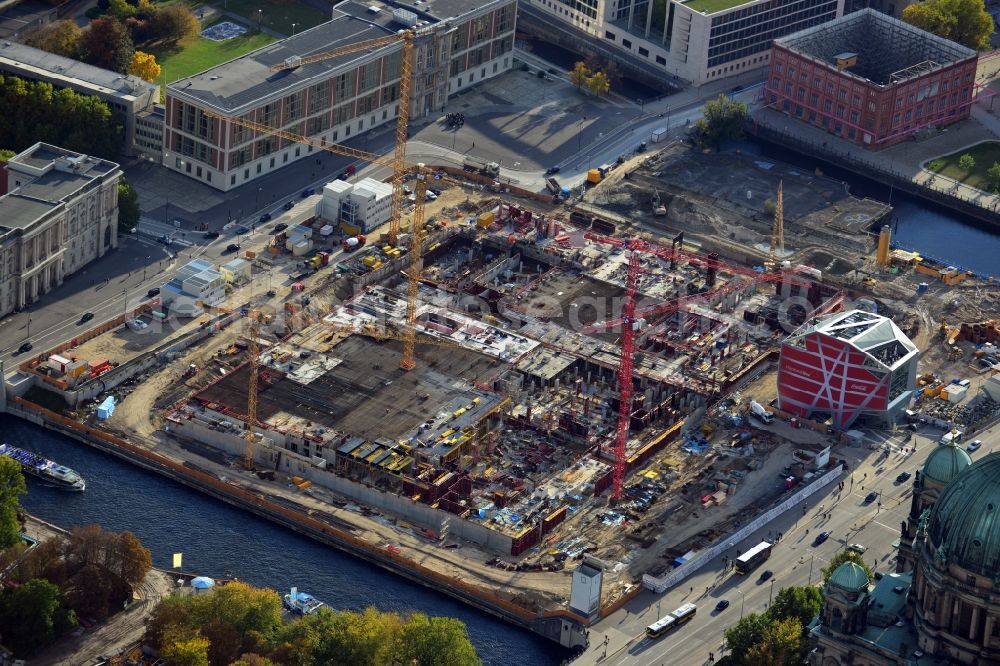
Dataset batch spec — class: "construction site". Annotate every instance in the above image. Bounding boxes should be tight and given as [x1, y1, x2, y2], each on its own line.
[6, 25, 1000, 649]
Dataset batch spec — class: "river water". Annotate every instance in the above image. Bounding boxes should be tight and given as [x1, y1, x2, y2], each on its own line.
[8, 416, 568, 666]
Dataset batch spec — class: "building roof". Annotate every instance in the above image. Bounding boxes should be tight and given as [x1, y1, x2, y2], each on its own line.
[775, 8, 977, 86]
[922, 442, 972, 484]
[0, 143, 119, 234]
[167, 0, 488, 113]
[0, 39, 158, 101]
[927, 452, 1000, 578]
[790, 310, 918, 371]
[681, 0, 755, 16]
[829, 561, 870, 592]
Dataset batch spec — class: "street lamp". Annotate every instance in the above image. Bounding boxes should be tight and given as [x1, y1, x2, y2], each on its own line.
[737, 587, 746, 619]
[768, 579, 775, 606]
[255, 186, 263, 213]
[291, 22, 298, 35]
[577, 117, 586, 150]
[257, 9, 263, 28]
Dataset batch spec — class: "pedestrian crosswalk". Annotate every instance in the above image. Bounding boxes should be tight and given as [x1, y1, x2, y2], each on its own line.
[138, 217, 194, 248]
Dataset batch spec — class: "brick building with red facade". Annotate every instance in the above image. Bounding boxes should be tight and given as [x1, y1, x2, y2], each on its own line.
[764, 8, 978, 149]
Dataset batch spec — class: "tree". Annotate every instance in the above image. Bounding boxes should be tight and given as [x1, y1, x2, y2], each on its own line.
[0, 455, 27, 549]
[108, 0, 137, 20]
[80, 18, 134, 74]
[128, 51, 160, 82]
[147, 5, 199, 44]
[161, 636, 211, 666]
[602, 60, 622, 90]
[958, 153, 976, 170]
[22, 20, 81, 58]
[0, 148, 14, 161]
[694, 94, 748, 148]
[822, 550, 873, 585]
[902, 0, 993, 50]
[723, 612, 771, 663]
[743, 616, 808, 666]
[0, 578, 76, 656]
[767, 585, 823, 631]
[396, 612, 481, 666]
[587, 71, 611, 98]
[202, 618, 242, 666]
[569, 61, 590, 90]
[987, 161, 1000, 191]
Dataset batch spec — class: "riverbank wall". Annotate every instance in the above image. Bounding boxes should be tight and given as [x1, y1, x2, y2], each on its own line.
[5, 398, 590, 651]
[750, 123, 1000, 228]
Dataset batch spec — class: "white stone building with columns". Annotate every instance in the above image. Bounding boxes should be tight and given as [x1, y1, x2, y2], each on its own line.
[0, 143, 121, 316]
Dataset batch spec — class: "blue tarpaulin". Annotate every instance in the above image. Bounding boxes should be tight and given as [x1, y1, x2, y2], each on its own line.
[96, 396, 116, 420]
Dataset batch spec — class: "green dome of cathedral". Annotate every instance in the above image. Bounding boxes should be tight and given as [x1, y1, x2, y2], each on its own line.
[927, 452, 1000, 578]
[828, 561, 869, 592]
[922, 442, 971, 484]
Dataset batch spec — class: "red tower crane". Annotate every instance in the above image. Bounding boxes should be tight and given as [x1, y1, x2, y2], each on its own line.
[583, 233, 810, 501]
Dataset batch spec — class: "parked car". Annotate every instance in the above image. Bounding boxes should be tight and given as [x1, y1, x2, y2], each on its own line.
[967, 440, 983, 453]
[226, 243, 240, 253]
[273, 223, 288, 233]
[157, 234, 172, 245]
[235, 225, 251, 234]
[283, 201, 295, 211]
[128, 319, 148, 330]
[715, 599, 730, 612]
[847, 543, 867, 554]
[257, 213, 272, 224]
[18, 342, 33, 354]
[813, 531, 831, 546]
[79, 312, 94, 324]
[146, 287, 160, 298]
[545, 166, 561, 175]
[864, 492, 878, 504]
[301, 187, 315, 197]
[203, 231, 220, 240]
[895, 471, 912, 483]
[758, 570, 773, 583]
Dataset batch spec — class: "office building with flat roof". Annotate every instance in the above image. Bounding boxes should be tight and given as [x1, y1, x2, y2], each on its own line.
[765, 9, 978, 149]
[164, 0, 516, 191]
[0, 143, 121, 317]
[520, 0, 844, 86]
[0, 41, 159, 156]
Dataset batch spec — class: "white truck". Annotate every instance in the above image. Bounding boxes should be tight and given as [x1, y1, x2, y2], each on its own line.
[749, 401, 774, 424]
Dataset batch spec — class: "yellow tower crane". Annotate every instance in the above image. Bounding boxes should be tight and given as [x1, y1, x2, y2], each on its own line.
[210, 31, 490, 371]
[244, 310, 262, 470]
[210, 31, 416, 245]
[765, 180, 785, 272]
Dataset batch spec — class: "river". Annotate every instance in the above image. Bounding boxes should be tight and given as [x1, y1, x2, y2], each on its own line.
[8, 416, 569, 666]
[746, 139, 1000, 277]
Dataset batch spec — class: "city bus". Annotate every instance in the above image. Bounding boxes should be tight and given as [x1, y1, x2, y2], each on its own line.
[735, 541, 773, 575]
[645, 603, 698, 639]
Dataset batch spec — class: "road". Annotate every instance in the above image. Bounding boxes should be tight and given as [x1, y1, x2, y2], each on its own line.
[574, 422, 1000, 666]
[0, 197, 319, 367]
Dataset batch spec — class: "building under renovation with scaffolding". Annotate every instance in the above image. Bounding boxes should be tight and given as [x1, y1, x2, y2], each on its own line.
[766, 8, 979, 149]
[165, 198, 840, 559]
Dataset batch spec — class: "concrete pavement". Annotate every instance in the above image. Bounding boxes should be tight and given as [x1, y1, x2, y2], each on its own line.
[572, 423, 1000, 666]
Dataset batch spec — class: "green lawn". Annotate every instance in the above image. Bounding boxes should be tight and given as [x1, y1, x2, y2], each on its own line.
[152, 20, 275, 91]
[926, 141, 1000, 191]
[214, 0, 328, 37]
[683, 0, 748, 14]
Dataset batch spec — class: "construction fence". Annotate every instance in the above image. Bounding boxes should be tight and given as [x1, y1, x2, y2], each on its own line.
[642, 464, 845, 593]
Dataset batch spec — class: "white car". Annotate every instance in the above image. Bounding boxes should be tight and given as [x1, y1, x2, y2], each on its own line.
[967, 440, 983, 453]
[127, 319, 148, 331]
[847, 543, 867, 554]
